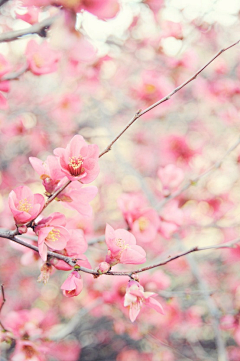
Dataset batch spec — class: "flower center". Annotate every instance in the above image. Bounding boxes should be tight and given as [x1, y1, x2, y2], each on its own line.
[116, 238, 129, 250]
[33, 54, 44, 68]
[18, 198, 32, 212]
[138, 217, 149, 232]
[68, 156, 84, 176]
[46, 229, 60, 243]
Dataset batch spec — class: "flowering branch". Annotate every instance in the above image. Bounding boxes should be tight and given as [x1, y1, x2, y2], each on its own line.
[0, 15, 59, 43]
[99, 39, 240, 158]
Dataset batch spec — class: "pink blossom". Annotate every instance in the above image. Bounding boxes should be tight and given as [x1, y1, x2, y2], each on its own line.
[35, 213, 70, 261]
[158, 164, 184, 196]
[56, 181, 98, 217]
[11, 340, 47, 361]
[15, 6, 39, 24]
[118, 194, 160, 243]
[8, 185, 45, 225]
[29, 155, 65, 194]
[61, 271, 83, 297]
[59, 0, 120, 19]
[131, 208, 160, 243]
[105, 224, 146, 266]
[26, 40, 59, 75]
[53, 228, 91, 271]
[124, 280, 164, 322]
[54, 135, 99, 183]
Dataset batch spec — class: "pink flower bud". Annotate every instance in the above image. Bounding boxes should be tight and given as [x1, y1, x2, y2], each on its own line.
[97, 262, 111, 274]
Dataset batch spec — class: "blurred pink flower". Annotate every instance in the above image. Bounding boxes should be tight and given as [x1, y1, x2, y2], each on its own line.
[105, 224, 146, 266]
[124, 280, 164, 322]
[56, 181, 98, 217]
[158, 164, 184, 196]
[15, 6, 39, 24]
[8, 185, 45, 225]
[61, 270, 83, 297]
[54, 134, 99, 183]
[26, 39, 59, 75]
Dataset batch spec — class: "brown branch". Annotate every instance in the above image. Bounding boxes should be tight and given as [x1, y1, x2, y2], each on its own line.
[1, 232, 76, 267]
[156, 136, 240, 210]
[26, 179, 71, 227]
[0, 15, 59, 43]
[0, 284, 8, 332]
[78, 237, 240, 277]
[99, 39, 240, 158]
[1, 230, 240, 277]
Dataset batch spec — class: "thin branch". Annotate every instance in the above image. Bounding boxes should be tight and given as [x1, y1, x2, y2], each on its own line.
[156, 136, 240, 210]
[26, 179, 71, 227]
[0, 284, 8, 332]
[185, 250, 229, 361]
[1, 233, 76, 267]
[1, 230, 240, 277]
[99, 39, 240, 158]
[1, 63, 29, 81]
[0, 15, 59, 43]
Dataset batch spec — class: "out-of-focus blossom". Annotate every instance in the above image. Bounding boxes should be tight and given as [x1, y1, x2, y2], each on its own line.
[61, 270, 83, 297]
[54, 134, 99, 183]
[124, 280, 164, 322]
[15, 6, 39, 24]
[11, 340, 47, 361]
[56, 181, 98, 217]
[26, 40, 59, 75]
[8, 185, 45, 225]
[158, 164, 184, 196]
[105, 224, 146, 266]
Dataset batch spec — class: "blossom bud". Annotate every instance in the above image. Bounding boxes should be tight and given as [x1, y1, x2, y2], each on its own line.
[97, 262, 111, 274]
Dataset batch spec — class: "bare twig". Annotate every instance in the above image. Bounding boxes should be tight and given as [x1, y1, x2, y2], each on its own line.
[0, 15, 59, 43]
[99, 39, 240, 158]
[156, 136, 240, 210]
[185, 250, 229, 361]
[1, 233, 76, 267]
[0, 284, 8, 331]
[26, 179, 71, 227]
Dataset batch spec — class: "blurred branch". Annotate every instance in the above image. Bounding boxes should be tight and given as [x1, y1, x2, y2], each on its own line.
[185, 251, 229, 361]
[2, 63, 29, 81]
[51, 298, 102, 340]
[99, 39, 240, 158]
[0, 284, 8, 332]
[0, 15, 59, 43]
[156, 136, 240, 210]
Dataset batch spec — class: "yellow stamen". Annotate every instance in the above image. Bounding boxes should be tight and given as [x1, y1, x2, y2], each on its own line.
[18, 198, 32, 212]
[138, 217, 149, 232]
[46, 229, 60, 242]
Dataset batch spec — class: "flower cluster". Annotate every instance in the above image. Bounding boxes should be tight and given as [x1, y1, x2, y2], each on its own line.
[8, 134, 164, 323]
